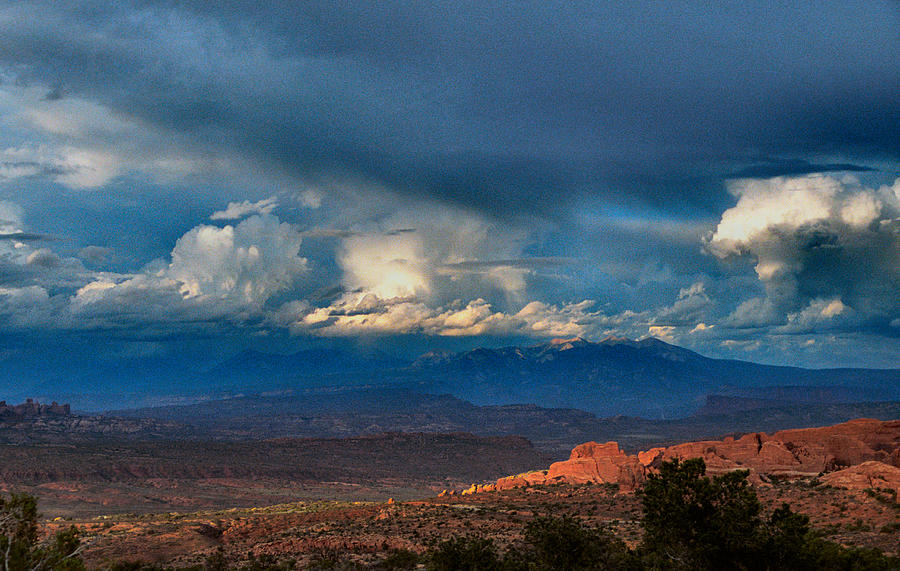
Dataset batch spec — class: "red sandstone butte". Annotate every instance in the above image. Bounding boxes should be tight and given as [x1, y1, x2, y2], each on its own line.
[820, 461, 900, 496]
[468, 419, 900, 494]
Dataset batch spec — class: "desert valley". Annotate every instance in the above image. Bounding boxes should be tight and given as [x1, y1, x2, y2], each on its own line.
[2, 338, 899, 569]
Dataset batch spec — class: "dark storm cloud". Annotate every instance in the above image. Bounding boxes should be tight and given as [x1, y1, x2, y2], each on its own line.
[41, 85, 64, 101]
[0, 231, 56, 241]
[1, 1, 898, 219]
[0, 160, 73, 180]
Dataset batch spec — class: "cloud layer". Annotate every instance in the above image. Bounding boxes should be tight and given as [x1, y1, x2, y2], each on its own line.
[0, 3, 897, 368]
[1, 2, 898, 215]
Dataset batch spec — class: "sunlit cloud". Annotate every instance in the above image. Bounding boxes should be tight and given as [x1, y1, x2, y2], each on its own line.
[707, 175, 900, 329]
[210, 197, 278, 221]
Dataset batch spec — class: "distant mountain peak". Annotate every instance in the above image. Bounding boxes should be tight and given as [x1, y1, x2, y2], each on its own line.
[599, 335, 631, 344]
[598, 335, 678, 350]
[547, 337, 589, 350]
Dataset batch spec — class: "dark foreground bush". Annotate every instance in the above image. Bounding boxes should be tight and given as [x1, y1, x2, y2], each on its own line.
[518, 515, 636, 570]
[426, 536, 504, 571]
[637, 458, 899, 570]
[426, 517, 638, 571]
[374, 549, 419, 570]
[1, 492, 86, 571]
[639, 457, 764, 569]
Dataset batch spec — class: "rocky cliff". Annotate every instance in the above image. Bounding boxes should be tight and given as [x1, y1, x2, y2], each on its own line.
[820, 461, 900, 496]
[463, 418, 900, 495]
[0, 398, 70, 419]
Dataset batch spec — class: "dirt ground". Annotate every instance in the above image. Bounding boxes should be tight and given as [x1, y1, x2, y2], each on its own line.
[40, 478, 898, 569]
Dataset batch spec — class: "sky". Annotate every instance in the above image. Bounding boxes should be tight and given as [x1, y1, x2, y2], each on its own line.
[0, 1, 898, 373]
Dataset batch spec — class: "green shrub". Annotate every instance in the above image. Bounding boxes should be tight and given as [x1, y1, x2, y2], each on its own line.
[639, 458, 763, 569]
[375, 549, 419, 570]
[521, 515, 634, 570]
[637, 459, 900, 571]
[0, 492, 86, 571]
[426, 536, 502, 571]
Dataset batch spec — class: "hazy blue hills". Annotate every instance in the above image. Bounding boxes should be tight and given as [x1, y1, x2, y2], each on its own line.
[5, 336, 898, 416]
[206, 348, 408, 384]
[404, 337, 900, 417]
[102, 388, 900, 457]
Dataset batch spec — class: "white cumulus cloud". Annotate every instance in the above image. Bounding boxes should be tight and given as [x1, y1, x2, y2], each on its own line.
[279, 292, 610, 338]
[707, 175, 900, 329]
[210, 197, 278, 220]
[72, 214, 307, 323]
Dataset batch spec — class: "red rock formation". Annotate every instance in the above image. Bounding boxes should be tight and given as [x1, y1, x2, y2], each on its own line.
[645, 419, 900, 479]
[820, 461, 900, 496]
[548, 442, 630, 484]
[463, 418, 900, 496]
[493, 470, 550, 491]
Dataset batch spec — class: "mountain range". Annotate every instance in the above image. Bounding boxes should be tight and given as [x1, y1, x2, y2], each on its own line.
[404, 336, 899, 417]
[9, 336, 898, 416]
